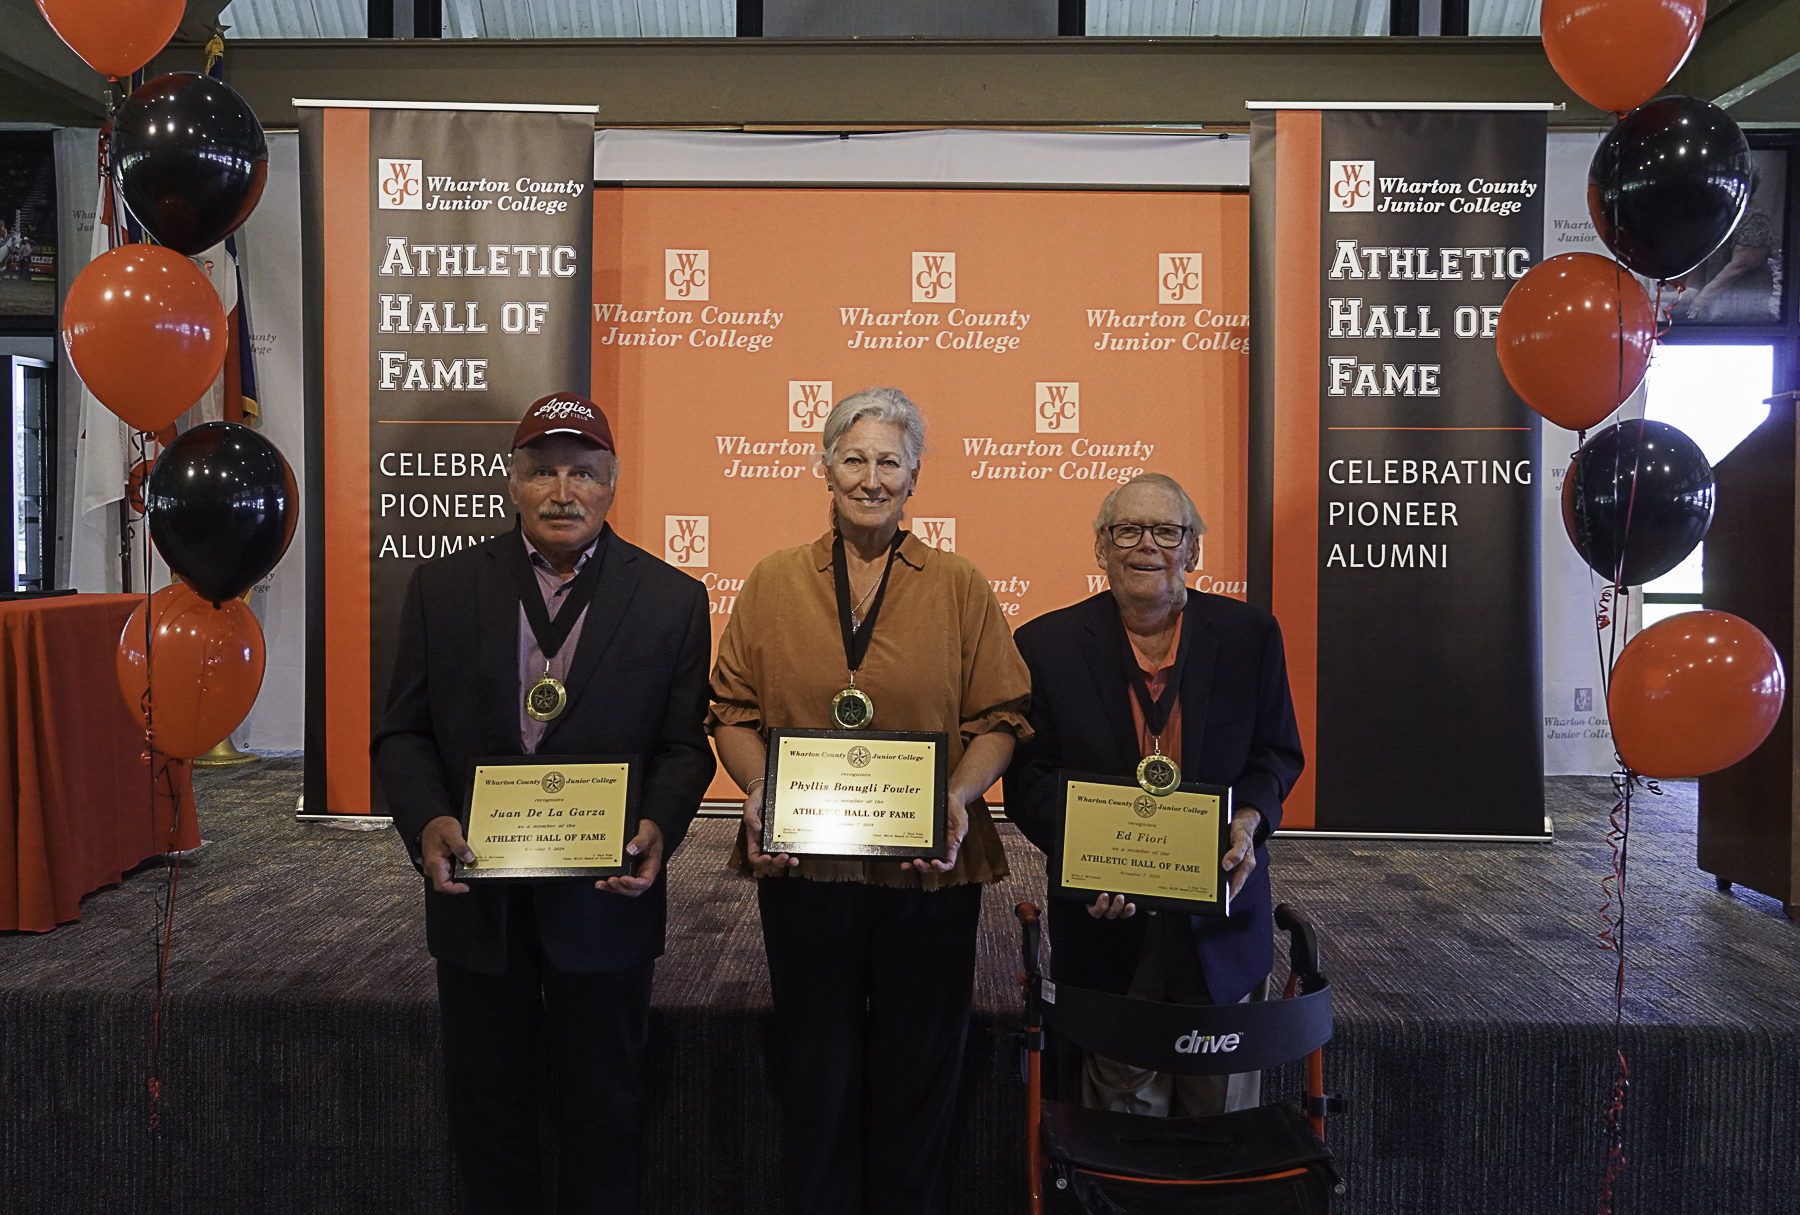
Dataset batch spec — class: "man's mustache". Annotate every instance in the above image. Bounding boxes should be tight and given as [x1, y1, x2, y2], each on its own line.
[537, 505, 586, 521]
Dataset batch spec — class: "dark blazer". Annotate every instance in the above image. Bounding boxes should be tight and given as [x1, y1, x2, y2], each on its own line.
[373, 523, 716, 976]
[1005, 591, 1303, 1005]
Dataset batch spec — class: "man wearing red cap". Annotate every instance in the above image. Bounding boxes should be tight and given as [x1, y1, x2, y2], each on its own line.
[374, 392, 715, 1214]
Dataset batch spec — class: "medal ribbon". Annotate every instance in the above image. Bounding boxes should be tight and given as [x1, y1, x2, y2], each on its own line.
[832, 530, 906, 675]
[509, 521, 607, 664]
[1121, 606, 1193, 751]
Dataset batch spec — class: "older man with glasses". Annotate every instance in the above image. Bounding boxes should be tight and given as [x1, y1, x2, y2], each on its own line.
[1005, 472, 1304, 1118]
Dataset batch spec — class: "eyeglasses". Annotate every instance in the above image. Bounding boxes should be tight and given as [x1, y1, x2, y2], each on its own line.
[1104, 524, 1190, 549]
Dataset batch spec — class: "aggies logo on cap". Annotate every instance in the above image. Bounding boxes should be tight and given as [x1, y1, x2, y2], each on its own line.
[378, 159, 423, 210]
[533, 394, 597, 424]
[665, 516, 708, 568]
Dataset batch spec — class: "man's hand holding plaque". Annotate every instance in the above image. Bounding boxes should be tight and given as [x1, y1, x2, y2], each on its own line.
[454, 756, 641, 881]
[1052, 771, 1233, 917]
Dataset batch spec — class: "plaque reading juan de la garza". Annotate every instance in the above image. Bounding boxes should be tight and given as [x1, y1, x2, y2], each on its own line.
[762, 729, 949, 861]
[456, 756, 640, 881]
[1052, 771, 1233, 917]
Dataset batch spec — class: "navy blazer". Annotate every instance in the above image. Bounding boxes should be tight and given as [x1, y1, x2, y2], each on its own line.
[1005, 591, 1303, 1004]
[373, 524, 716, 976]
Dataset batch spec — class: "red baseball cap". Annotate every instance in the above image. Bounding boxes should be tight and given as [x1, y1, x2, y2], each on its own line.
[512, 393, 615, 452]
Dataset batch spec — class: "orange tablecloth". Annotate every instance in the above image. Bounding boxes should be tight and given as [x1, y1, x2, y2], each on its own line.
[0, 594, 199, 931]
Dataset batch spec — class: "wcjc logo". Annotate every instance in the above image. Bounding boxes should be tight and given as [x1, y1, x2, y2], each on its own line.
[664, 516, 708, 568]
[1036, 382, 1079, 434]
[789, 381, 834, 433]
[666, 250, 709, 301]
[377, 159, 423, 210]
[1329, 161, 1376, 213]
[912, 252, 955, 303]
[913, 518, 956, 553]
[1158, 254, 1202, 304]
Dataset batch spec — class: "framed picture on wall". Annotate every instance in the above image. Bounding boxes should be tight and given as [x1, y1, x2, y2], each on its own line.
[0, 134, 57, 322]
[1668, 146, 1789, 327]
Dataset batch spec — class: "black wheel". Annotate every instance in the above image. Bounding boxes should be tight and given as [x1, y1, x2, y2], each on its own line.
[1715, 876, 1733, 892]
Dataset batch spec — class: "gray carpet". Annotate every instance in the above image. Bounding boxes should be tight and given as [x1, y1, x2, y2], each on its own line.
[1, 763, 1795, 1214]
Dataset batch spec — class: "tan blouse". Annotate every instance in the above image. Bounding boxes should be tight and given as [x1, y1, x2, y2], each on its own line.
[708, 530, 1033, 889]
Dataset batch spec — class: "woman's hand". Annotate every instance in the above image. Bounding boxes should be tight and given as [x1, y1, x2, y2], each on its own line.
[904, 792, 968, 873]
[741, 779, 799, 878]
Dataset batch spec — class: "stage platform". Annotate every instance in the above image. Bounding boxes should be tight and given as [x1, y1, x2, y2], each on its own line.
[3, 763, 1795, 1215]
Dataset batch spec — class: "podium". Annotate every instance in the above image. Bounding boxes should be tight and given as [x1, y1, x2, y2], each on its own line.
[1699, 392, 1799, 918]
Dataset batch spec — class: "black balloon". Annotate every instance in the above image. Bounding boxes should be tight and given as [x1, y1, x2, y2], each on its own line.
[1562, 419, 1714, 587]
[112, 72, 267, 256]
[1588, 95, 1752, 282]
[147, 422, 297, 605]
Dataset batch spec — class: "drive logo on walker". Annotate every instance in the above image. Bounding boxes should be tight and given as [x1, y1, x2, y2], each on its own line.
[912, 252, 956, 303]
[1158, 254, 1203, 304]
[664, 516, 709, 568]
[1329, 160, 1376, 213]
[666, 249, 709, 301]
[789, 381, 833, 433]
[378, 159, 424, 210]
[1174, 1031, 1241, 1055]
[914, 518, 956, 553]
[1035, 382, 1079, 434]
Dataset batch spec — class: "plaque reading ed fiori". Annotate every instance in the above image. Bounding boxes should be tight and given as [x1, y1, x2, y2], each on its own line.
[762, 729, 949, 860]
[458, 757, 640, 880]
[1055, 774, 1232, 916]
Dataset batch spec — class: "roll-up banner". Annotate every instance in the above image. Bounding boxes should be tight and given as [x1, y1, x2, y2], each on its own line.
[299, 102, 596, 815]
[1249, 105, 1548, 836]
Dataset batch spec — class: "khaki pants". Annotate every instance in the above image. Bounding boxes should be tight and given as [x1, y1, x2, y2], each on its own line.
[1082, 911, 1267, 1119]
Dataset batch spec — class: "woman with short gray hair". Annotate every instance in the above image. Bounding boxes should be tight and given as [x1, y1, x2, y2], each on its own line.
[708, 385, 1032, 1215]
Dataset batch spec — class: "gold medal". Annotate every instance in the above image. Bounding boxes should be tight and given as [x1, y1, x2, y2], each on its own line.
[1136, 749, 1181, 796]
[526, 674, 567, 722]
[831, 685, 875, 730]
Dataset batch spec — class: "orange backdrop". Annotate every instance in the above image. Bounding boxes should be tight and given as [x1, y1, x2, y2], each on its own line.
[591, 187, 1250, 802]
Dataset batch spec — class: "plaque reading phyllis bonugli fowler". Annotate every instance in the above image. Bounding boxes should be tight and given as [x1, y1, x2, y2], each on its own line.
[761, 729, 948, 861]
[1052, 771, 1232, 917]
[456, 756, 639, 880]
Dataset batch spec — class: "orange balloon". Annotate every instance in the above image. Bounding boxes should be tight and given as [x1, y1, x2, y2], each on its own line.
[63, 244, 226, 434]
[116, 584, 266, 760]
[34, 0, 183, 80]
[1497, 253, 1655, 433]
[1542, 0, 1706, 114]
[1608, 610, 1785, 779]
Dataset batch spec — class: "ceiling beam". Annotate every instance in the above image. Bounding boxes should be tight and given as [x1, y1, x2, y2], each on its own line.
[0, 0, 108, 123]
[1670, 0, 1800, 110]
[207, 35, 1609, 130]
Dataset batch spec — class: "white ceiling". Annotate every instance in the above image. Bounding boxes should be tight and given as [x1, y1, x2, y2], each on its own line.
[218, 0, 1547, 38]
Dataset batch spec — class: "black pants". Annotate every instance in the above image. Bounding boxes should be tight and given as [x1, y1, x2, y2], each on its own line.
[757, 878, 984, 1215]
[436, 889, 655, 1215]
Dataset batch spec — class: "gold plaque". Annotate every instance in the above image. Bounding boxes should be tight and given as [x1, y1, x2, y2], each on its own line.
[1054, 771, 1232, 916]
[456, 756, 638, 880]
[761, 728, 948, 860]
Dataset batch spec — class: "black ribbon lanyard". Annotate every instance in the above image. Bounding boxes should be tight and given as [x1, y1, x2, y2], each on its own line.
[509, 523, 606, 663]
[832, 530, 907, 674]
[1121, 608, 1193, 749]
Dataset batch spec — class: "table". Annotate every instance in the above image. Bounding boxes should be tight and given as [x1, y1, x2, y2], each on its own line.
[0, 594, 199, 931]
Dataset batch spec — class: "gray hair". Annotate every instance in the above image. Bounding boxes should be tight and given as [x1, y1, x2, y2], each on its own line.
[821, 387, 926, 469]
[1093, 473, 1207, 536]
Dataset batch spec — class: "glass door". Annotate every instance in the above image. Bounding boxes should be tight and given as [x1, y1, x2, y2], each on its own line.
[3, 355, 52, 592]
